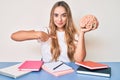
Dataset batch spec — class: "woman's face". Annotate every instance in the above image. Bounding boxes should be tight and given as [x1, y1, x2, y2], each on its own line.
[53, 6, 67, 31]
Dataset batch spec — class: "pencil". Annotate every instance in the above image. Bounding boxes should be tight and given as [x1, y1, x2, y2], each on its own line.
[53, 62, 64, 70]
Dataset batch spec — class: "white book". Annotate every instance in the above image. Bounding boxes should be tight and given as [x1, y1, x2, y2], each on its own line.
[0, 63, 32, 78]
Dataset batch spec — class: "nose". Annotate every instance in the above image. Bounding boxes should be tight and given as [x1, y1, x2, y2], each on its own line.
[58, 16, 62, 21]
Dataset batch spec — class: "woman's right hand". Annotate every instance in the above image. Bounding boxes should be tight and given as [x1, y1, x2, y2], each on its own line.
[36, 31, 50, 42]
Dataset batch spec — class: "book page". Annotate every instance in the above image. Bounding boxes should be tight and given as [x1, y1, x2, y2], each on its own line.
[43, 61, 73, 72]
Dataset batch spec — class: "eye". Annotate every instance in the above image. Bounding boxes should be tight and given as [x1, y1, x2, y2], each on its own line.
[62, 13, 67, 17]
[54, 13, 58, 17]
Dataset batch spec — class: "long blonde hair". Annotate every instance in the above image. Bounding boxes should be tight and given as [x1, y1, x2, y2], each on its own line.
[49, 1, 77, 61]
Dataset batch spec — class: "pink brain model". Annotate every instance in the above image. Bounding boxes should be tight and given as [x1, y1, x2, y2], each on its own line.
[80, 14, 99, 30]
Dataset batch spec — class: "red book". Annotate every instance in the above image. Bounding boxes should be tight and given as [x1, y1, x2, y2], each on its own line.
[18, 60, 43, 71]
[75, 61, 109, 70]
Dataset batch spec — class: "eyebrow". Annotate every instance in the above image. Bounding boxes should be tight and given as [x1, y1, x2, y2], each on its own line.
[54, 13, 67, 15]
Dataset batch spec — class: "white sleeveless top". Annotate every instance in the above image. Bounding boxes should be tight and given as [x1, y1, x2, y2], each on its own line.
[37, 27, 78, 62]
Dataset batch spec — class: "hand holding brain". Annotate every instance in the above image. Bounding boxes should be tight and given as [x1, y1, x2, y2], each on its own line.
[80, 14, 99, 31]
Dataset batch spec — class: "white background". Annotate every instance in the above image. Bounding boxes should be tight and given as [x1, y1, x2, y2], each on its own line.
[0, 0, 120, 62]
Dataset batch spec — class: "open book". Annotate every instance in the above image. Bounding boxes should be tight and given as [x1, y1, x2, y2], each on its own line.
[0, 63, 31, 78]
[42, 61, 74, 76]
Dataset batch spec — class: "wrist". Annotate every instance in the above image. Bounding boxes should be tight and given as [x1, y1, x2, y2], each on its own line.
[79, 31, 85, 37]
[33, 31, 41, 39]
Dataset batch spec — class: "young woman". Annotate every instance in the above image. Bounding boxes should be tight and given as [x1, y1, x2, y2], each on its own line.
[11, 1, 95, 62]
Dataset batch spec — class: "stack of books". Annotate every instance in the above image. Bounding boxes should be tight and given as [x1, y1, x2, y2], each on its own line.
[42, 61, 74, 76]
[0, 63, 31, 78]
[75, 61, 111, 77]
[0, 60, 43, 78]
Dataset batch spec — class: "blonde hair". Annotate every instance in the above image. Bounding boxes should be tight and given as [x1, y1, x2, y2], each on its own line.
[49, 1, 77, 61]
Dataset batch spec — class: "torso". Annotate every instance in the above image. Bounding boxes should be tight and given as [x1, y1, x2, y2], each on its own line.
[40, 31, 70, 62]
[38, 27, 78, 62]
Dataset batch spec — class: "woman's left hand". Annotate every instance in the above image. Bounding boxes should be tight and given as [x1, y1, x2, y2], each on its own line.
[79, 14, 99, 33]
[80, 25, 93, 33]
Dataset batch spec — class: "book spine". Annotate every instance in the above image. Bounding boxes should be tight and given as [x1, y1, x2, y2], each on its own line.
[76, 71, 110, 77]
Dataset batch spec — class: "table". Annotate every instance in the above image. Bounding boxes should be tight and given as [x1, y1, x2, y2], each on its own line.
[0, 62, 120, 80]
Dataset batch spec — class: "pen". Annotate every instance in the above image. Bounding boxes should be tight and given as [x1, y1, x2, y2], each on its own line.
[53, 62, 64, 70]
[41, 57, 43, 61]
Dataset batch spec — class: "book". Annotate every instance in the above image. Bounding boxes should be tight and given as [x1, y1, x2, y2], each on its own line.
[0, 63, 31, 78]
[75, 61, 109, 70]
[76, 66, 111, 77]
[42, 61, 74, 76]
[18, 60, 43, 71]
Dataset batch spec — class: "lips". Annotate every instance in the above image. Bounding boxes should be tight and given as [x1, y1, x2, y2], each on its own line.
[57, 22, 63, 25]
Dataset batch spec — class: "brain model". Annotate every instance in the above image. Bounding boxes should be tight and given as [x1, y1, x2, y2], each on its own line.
[80, 14, 99, 30]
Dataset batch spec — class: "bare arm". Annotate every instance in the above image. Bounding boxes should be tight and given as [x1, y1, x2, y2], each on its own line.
[74, 15, 99, 62]
[74, 27, 93, 62]
[11, 30, 49, 41]
[74, 31, 86, 62]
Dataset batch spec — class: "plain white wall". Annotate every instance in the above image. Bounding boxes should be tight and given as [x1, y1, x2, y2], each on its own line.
[0, 0, 120, 62]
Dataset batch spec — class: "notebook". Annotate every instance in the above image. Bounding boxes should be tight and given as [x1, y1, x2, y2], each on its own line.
[76, 66, 111, 77]
[0, 63, 31, 78]
[75, 61, 109, 70]
[18, 60, 43, 71]
[42, 61, 74, 76]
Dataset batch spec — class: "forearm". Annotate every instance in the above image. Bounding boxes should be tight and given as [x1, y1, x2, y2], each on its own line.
[74, 31, 86, 62]
[11, 30, 39, 41]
